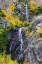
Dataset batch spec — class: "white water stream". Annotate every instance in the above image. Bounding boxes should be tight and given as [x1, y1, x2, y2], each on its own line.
[18, 27, 23, 51]
[25, 4, 29, 20]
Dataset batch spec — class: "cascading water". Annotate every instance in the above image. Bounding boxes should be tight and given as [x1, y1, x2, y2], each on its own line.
[18, 27, 23, 51]
[25, 4, 29, 20]
[9, 2, 29, 61]
[22, 4, 29, 21]
[18, 4, 29, 50]
[10, 42, 14, 58]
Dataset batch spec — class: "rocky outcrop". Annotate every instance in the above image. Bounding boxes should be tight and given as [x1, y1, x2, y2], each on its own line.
[23, 15, 42, 64]
[0, 0, 18, 14]
[16, 15, 42, 64]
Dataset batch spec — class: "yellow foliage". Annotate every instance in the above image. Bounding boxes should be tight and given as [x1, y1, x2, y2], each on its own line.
[23, 59, 28, 64]
[25, 31, 29, 38]
[2, 10, 22, 27]
[9, 3, 16, 14]
[29, 1, 36, 11]
[37, 28, 42, 34]
[2, 9, 30, 27]
[30, 31, 34, 36]
[0, 54, 18, 64]
[2, 10, 7, 15]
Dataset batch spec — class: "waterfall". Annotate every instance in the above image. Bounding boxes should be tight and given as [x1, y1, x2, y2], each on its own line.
[22, 4, 29, 21]
[10, 27, 24, 58]
[25, 4, 29, 20]
[18, 27, 23, 51]
[10, 42, 14, 58]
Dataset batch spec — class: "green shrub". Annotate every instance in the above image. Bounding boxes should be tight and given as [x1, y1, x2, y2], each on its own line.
[0, 28, 9, 53]
[35, 6, 42, 15]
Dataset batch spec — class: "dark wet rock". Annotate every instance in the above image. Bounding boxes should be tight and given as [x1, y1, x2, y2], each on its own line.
[6, 29, 20, 53]
[6, 28, 28, 61]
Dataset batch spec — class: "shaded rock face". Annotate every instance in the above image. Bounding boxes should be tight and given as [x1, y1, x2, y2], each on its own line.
[6, 29, 20, 54]
[6, 28, 28, 61]
[6, 30, 20, 51]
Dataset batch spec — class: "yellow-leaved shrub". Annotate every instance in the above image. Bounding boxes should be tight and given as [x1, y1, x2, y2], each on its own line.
[2, 9, 30, 27]
[9, 3, 16, 14]
[29, 1, 36, 11]
[37, 28, 42, 35]
[0, 54, 18, 64]
[23, 59, 28, 64]
[30, 31, 34, 36]
[25, 31, 29, 38]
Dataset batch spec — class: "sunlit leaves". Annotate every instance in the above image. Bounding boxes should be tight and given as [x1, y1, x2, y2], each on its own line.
[9, 4, 16, 14]
[2, 9, 30, 27]
[29, 1, 36, 11]
[0, 54, 18, 64]
[37, 27, 42, 35]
